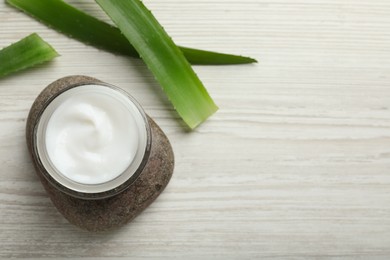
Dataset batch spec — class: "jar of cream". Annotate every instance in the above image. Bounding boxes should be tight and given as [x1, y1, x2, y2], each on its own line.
[26, 75, 174, 231]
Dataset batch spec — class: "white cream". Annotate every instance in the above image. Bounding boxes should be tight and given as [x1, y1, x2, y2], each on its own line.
[41, 85, 147, 185]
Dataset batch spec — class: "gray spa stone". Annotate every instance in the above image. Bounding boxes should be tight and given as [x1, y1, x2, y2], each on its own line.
[26, 75, 174, 231]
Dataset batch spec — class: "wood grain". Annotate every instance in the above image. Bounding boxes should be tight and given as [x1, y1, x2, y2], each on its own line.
[1, 0, 390, 258]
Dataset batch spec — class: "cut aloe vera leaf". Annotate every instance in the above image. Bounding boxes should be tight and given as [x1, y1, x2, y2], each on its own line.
[95, 0, 218, 129]
[6, 0, 256, 65]
[0, 33, 58, 79]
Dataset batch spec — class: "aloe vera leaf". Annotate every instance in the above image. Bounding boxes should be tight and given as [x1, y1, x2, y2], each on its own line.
[95, 0, 218, 129]
[180, 46, 256, 65]
[0, 33, 58, 79]
[6, 0, 256, 65]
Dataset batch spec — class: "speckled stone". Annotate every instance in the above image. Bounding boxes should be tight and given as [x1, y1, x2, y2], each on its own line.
[26, 76, 174, 232]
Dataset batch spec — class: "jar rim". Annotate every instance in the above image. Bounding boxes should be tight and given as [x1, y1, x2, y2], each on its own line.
[32, 82, 152, 199]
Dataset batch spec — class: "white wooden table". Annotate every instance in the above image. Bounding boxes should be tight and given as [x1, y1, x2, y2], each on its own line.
[1, 0, 390, 258]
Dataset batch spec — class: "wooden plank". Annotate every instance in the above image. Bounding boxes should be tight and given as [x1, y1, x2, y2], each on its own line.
[0, 0, 389, 258]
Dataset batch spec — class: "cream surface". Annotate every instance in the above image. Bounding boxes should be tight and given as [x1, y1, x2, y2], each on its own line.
[44, 85, 142, 185]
